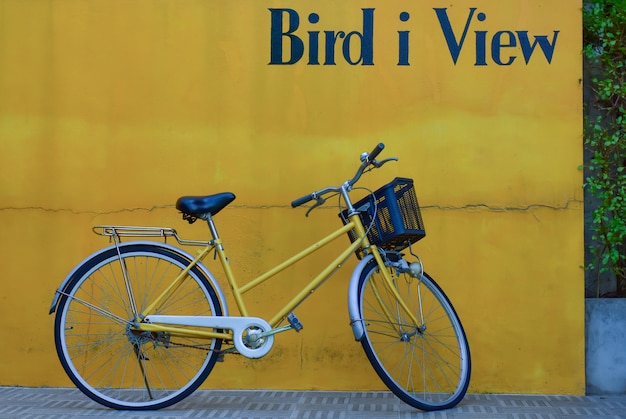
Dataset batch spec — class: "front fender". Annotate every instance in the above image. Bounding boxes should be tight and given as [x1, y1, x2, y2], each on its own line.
[49, 241, 228, 316]
[347, 254, 375, 342]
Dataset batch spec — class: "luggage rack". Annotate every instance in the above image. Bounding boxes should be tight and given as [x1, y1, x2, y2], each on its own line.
[93, 225, 212, 246]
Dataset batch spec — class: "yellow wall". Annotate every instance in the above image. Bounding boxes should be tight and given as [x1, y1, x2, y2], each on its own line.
[0, 0, 583, 394]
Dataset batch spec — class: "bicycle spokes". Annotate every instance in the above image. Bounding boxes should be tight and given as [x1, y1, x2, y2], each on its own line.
[358, 262, 470, 411]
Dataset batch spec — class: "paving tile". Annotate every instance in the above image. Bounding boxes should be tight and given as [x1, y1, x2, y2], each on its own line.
[0, 388, 625, 419]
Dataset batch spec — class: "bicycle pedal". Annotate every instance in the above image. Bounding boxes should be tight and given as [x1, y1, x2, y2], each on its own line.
[287, 313, 303, 332]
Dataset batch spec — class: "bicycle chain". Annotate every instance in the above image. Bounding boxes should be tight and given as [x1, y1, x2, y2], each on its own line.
[129, 327, 236, 356]
[152, 335, 235, 356]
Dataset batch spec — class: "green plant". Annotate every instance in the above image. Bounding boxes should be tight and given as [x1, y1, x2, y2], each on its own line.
[583, 0, 626, 297]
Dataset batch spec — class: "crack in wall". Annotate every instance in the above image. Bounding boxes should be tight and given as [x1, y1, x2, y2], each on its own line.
[420, 197, 583, 212]
[0, 205, 174, 215]
[232, 198, 584, 212]
[0, 198, 582, 215]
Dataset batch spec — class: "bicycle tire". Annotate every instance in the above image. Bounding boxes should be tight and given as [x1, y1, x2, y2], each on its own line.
[356, 260, 471, 411]
[53, 243, 223, 410]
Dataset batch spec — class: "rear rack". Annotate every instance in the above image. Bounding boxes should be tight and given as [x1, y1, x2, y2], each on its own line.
[93, 225, 212, 247]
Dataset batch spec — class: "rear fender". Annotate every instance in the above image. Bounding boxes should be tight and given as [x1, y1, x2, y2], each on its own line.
[48, 241, 228, 316]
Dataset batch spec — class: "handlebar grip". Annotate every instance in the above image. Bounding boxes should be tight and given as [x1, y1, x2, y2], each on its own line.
[368, 143, 385, 162]
[291, 194, 314, 208]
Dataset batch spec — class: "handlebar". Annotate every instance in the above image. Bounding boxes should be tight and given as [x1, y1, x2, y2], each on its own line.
[367, 143, 385, 163]
[291, 193, 315, 208]
[291, 142, 396, 210]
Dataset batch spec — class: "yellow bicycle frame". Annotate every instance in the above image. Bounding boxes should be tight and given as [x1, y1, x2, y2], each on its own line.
[135, 211, 419, 342]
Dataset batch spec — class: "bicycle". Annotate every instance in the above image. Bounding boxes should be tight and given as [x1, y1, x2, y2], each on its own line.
[49, 143, 471, 411]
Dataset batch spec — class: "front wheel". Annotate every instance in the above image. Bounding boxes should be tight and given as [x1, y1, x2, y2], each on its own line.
[356, 260, 471, 411]
[53, 244, 224, 410]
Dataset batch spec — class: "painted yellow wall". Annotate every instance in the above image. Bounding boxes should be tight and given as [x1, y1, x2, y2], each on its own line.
[0, 0, 583, 394]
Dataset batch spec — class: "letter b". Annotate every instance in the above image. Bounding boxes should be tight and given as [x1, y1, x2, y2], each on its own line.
[269, 9, 304, 65]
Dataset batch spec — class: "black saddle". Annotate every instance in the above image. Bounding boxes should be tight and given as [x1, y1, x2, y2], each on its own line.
[176, 192, 236, 222]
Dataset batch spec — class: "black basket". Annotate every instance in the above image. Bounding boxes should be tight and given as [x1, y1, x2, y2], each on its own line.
[339, 177, 426, 251]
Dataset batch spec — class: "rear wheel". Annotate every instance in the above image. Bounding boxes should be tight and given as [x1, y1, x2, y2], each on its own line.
[53, 244, 223, 410]
[356, 260, 471, 411]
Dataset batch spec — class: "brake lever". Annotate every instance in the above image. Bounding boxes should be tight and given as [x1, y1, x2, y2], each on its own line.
[372, 157, 398, 168]
[305, 196, 326, 217]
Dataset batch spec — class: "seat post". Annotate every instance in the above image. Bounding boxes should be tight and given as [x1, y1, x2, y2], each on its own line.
[205, 213, 220, 241]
